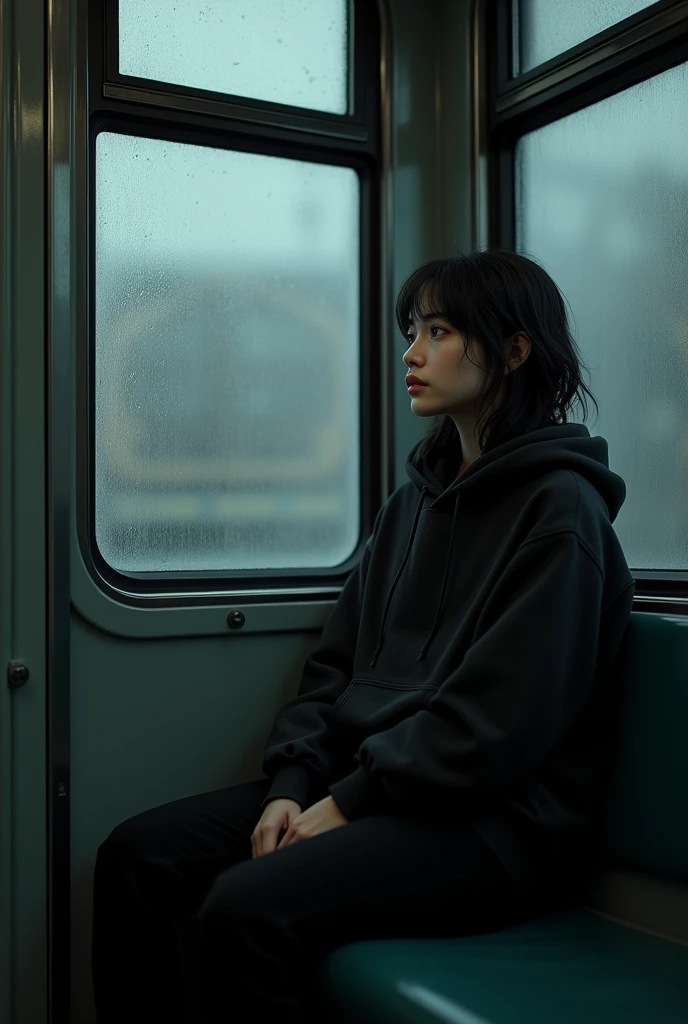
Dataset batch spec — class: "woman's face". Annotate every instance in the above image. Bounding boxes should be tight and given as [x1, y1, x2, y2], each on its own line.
[401, 299, 530, 469]
[402, 312, 494, 419]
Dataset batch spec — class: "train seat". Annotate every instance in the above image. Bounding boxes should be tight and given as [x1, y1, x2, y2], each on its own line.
[318, 611, 688, 1023]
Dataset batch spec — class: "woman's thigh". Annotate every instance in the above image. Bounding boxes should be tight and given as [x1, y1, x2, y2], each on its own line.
[198, 812, 529, 951]
[97, 777, 273, 915]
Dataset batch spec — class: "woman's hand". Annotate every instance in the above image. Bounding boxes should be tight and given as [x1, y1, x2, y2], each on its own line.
[251, 798, 303, 858]
[276, 794, 349, 849]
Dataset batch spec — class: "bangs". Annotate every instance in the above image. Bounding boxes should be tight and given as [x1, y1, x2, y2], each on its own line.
[394, 260, 467, 338]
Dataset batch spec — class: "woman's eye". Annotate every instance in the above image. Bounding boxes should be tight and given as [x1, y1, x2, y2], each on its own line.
[405, 324, 446, 343]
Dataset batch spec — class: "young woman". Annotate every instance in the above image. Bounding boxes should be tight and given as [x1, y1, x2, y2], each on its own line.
[92, 249, 635, 1024]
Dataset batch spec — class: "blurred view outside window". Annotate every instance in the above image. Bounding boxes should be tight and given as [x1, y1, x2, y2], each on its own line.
[514, 0, 656, 75]
[516, 62, 688, 569]
[95, 132, 360, 572]
[118, 0, 349, 114]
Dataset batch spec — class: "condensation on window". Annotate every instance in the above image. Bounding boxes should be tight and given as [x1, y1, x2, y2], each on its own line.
[119, 0, 348, 115]
[95, 132, 361, 572]
[516, 62, 688, 569]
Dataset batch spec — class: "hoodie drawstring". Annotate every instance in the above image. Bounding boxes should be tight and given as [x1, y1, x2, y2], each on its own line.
[368, 487, 429, 668]
[415, 492, 460, 661]
[368, 487, 461, 668]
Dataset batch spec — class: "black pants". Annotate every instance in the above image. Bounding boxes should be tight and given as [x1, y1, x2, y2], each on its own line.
[92, 776, 537, 1024]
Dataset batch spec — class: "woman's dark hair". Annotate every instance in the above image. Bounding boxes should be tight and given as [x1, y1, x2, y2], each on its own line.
[395, 248, 599, 466]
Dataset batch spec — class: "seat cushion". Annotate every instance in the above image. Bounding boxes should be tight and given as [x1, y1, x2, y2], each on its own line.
[319, 909, 688, 1024]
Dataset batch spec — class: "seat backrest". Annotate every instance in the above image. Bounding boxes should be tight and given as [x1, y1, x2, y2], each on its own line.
[601, 612, 688, 883]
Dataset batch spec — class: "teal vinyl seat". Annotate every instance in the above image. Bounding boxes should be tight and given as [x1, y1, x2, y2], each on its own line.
[317, 612, 688, 1023]
[321, 909, 688, 1024]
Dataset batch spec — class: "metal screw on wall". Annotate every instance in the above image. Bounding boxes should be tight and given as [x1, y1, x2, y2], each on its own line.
[7, 661, 30, 689]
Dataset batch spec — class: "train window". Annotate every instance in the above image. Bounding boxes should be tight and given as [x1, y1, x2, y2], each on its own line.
[513, 0, 657, 76]
[515, 62, 688, 570]
[94, 131, 360, 573]
[117, 0, 349, 115]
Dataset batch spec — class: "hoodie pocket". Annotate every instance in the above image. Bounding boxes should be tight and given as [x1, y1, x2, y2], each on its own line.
[333, 677, 435, 738]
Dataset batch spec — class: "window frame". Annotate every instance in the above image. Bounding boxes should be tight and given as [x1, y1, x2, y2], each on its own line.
[79, 0, 386, 609]
[476, 0, 688, 611]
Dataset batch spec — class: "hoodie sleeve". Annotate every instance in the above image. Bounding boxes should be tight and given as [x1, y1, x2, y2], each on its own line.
[259, 506, 384, 813]
[328, 530, 630, 822]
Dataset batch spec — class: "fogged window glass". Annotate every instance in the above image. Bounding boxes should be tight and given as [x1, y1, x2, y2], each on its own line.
[118, 0, 348, 115]
[515, 0, 656, 75]
[515, 62, 688, 569]
[95, 132, 360, 572]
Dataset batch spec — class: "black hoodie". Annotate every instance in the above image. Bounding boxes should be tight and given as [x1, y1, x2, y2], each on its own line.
[260, 424, 635, 897]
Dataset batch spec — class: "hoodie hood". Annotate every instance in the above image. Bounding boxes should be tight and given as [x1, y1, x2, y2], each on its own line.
[368, 424, 627, 667]
[406, 423, 626, 520]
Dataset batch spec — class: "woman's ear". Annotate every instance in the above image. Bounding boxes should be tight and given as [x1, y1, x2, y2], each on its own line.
[505, 331, 532, 373]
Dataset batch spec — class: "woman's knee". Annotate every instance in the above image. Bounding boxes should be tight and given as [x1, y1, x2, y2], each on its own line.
[95, 807, 166, 869]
